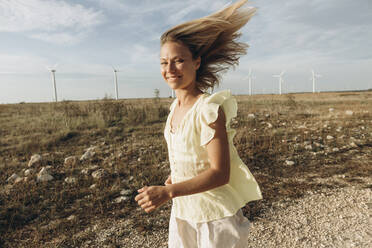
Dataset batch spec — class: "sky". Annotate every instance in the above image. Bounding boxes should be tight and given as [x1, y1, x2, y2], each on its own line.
[0, 0, 371, 103]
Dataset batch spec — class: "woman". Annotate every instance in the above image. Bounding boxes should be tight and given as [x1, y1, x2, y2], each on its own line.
[135, 1, 262, 247]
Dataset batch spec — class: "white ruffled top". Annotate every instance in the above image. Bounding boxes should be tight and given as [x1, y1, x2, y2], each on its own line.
[164, 89, 262, 223]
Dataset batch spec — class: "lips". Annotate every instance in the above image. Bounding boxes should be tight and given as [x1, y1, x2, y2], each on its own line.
[167, 75, 182, 80]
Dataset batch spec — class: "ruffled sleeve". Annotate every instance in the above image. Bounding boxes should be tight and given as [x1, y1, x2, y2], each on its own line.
[199, 90, 237, 146]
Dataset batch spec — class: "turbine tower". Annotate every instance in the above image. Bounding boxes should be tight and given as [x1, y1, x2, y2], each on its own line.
[311, 69, 322, 93]
[112, 66, 120, 100]
[247, 68, 255, 96]
[272, 70, 285, 95]
[209, 86, 214, 94]
[46, 64, 58, 102]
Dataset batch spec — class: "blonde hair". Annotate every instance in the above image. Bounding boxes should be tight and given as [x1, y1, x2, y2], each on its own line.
[160, 0, 256, 91]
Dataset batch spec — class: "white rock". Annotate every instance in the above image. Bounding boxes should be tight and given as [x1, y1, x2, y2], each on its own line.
[120, 189, 132, 196]
[81, 165, 100, 175]
[114, 196, 129, 204]
[248, 114, 255, 119]
[90, 184, 97, 189]
[80, 150, 95, 161]
[15, 177, 25, 184]
[67, 215, 77, 221]
[329, 108, 334, 112]
[86, 146, 97, 152]
[64, 177, 77, 184]
[305, 145, 313, 150]
[37, 167, 49, 175]
[24, 169, 34, 177]
[326, 135, 334, 140]
[28, 154, 42, 167]
[91, 169, 108, 179]
[332, 148, 340, 152]
[350, 142, 358, 148]
[345, 110, 353, 116]
[64, 156, 78, 167]
[137, 158, 141, 162]
[285, 160, 295, 166]
[37, 167, 54, 182]
[266, 122, 273, 128]
[7, 173, 20, 183]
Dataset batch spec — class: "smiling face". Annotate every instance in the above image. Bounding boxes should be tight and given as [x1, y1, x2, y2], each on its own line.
[160, 41, 200, 90]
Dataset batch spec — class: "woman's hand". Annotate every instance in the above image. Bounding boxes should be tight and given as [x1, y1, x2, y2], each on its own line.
[135, 185, 172, 213]
[164, 175, 172, 185]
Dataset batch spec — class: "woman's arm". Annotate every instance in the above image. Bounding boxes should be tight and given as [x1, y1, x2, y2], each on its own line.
[135, 107, 230, 213]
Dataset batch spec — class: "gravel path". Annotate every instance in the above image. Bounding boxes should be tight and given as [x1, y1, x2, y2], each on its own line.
[247, 186, 371, 248]
[83, 184, 371, 248]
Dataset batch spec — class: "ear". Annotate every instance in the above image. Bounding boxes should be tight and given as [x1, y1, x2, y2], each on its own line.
[194, 57, 201, 70]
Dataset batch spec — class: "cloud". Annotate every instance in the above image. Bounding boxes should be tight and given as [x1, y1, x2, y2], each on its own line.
[0, 53, 49, 74]
[242, 0, 372, 64]
[0, 0, 105, 44]
[90, 0, 230, 26]
[126, 44, 159, 65]
[0, 53, 113, 77]
[163, 0, 230, 25]
[29, 32, 87, 45]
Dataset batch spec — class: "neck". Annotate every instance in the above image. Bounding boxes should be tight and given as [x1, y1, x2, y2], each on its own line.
[175, 84, 203, 107]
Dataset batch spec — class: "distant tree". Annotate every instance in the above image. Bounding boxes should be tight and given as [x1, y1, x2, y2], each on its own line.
[103, 93, 114, 101]
[154, 89, 160, 99]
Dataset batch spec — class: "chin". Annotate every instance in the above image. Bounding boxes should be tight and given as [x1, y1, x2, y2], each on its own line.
[167, 82, 180, 89]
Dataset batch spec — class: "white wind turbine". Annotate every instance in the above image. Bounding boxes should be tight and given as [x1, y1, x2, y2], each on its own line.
[311, 69, 322, 93]
[209, 86, 214, 94]
[246, 68, 255, 96]
[272, 70, 285, 95]
[112, 66, 120, 100]
[46, 64, 58, 102]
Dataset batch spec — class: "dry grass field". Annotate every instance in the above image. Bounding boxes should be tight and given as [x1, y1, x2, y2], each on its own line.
[0, 91, 371, 247]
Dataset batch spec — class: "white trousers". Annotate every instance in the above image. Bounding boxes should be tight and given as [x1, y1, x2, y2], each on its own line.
[168, 209, 251, 248]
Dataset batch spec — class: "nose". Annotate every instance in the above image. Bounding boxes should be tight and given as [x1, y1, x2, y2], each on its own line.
[166, 62, 176, 72]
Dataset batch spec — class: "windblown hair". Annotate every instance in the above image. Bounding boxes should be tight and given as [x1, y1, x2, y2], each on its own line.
[160, 0, 256, 91]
